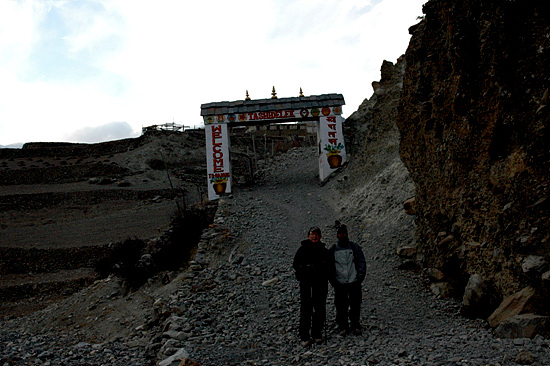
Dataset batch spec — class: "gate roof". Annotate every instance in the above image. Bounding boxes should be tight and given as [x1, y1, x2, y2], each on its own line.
[200, 93, 345, 117]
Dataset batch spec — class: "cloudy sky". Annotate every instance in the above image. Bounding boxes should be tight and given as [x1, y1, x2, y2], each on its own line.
[0, 0, 425, 146]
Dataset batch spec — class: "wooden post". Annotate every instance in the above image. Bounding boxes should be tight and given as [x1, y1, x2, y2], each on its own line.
[251, 134, 257, 168]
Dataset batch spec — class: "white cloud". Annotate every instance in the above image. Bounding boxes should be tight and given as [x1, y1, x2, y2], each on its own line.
[65, 121, 137, 142]
[0, 1, 43, 72]
[0, 0, 425, 145]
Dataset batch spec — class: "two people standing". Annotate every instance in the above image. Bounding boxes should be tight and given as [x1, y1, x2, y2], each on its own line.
[293, 224, 366, 345]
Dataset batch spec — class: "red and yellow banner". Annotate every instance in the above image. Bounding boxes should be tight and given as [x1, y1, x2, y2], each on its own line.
[205, 123, 231, 200]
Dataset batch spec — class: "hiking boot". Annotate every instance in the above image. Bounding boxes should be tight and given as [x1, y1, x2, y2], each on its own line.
[313, 338, 323, 345]
[301, 339, 312, 348]
[352, 327, 362, 335]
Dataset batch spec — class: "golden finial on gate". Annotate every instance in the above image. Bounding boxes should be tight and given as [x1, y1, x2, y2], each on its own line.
[299, 87, 304, 97]
[245, 90, 251, 100]
[271, 86, 278, 99]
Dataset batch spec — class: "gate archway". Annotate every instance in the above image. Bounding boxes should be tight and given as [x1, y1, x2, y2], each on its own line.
[201, 92, 346, 200]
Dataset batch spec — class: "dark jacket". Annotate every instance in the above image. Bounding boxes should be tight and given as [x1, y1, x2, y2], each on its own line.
[329, 238, 366, 285]
[293, 240, 334, 283]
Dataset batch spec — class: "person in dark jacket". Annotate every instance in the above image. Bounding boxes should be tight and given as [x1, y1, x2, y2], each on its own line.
[293, 226, 334, 346]
[329, 224, 366, 335]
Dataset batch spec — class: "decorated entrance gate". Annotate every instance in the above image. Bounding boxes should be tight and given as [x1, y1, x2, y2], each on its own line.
[201, 92, 346, 200]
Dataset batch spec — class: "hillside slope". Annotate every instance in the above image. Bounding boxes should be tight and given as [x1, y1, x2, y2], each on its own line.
[0, 130, 207, 318]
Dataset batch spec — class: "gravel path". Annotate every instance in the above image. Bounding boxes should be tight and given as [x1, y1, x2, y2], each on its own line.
[176, 148, 550, 365]
[1, 147, 549, 366]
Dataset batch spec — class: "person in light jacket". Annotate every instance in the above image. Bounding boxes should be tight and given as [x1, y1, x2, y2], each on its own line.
[329, 224, 366, 335]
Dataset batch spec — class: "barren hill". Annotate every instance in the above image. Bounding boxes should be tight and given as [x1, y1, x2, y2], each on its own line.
[0, 130, 208, 317]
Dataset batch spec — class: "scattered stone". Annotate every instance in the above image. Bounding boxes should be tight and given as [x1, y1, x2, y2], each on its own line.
[262, 277, 280, 286]
[495, 314, 550, 339]
[230, 253, 245, 265]
[97, 177, 114, 185]
[403, 196, 416, 215]
[425, 268, 445, 281]
[117, 180, 131, 187]
[158, 347, 190, 366]
[396, 246, 417, 258]
[2, 96, 549, 366]
[515, 349, 535, 365]
[397, 260, 421, 271]
[522, 256, 548, 275]
[437, 235, 455, 247]
[429, 282, 454, 298]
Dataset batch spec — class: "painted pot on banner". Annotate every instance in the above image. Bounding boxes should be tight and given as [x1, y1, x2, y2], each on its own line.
[213, 182, 227, 195]
[327, 154, 342, 168]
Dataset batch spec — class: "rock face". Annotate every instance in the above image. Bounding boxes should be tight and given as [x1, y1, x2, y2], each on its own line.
[397, 0, 549, 320]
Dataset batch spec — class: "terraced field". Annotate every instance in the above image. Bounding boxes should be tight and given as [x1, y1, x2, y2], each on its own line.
[0, 131, 207, 317]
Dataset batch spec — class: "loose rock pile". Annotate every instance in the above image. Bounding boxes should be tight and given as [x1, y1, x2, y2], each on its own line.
[1, 147, 549, 365]
[154, 147, 549, 365]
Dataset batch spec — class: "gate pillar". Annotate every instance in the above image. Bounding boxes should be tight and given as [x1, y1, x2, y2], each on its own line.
[205, 123, 232, 200]
[318, 114, 346, 181]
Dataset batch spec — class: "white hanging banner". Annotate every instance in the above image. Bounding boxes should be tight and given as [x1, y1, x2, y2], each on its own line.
[205, 123, 231, 200]
[318, 115, 346, 181]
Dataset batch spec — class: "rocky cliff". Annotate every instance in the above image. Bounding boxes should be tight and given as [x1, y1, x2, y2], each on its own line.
[396, 0, 549, 328]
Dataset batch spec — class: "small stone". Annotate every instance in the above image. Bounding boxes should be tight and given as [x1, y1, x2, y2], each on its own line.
[522, 255, 548, 275]
[430, 282, 454, 298]
[425, 268, 445, 281]
[116, 180, 131, 187]
[403, 196, 416, 215]
[262, 277, 279, 286]
[396, 246, 417, 258]
[158, 348, 190, 366]
[515, 350, 535, 365]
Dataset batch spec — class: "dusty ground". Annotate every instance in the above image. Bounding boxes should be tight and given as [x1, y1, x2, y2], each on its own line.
[0, 131, 206, 318]
[2, 146, 548, 366]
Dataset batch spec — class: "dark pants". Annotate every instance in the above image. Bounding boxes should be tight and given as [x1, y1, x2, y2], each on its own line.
[299, 280, 328, 341]
[333, 281, 362, 330]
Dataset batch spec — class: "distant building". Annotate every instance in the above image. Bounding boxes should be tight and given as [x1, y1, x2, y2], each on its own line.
[141, 122, 187, 134]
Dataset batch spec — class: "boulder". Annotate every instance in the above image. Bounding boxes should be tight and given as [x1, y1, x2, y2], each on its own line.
[521, 255, 548, 275]
[488, 287, 537, 327]
[462, 274, 500, 319]
[494, 314, 550, 339]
